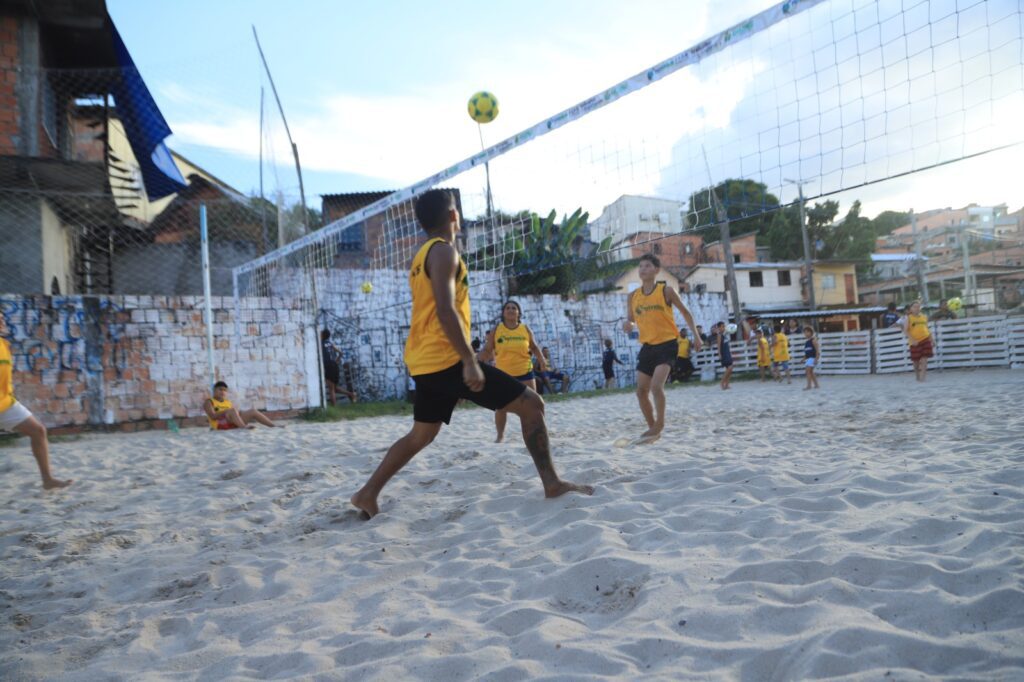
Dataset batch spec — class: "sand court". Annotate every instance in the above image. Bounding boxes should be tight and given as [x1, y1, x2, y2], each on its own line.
[2, 369, 1023, 680]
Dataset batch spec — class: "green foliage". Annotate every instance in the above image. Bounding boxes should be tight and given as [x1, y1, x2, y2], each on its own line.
[471, 208, 627, 297]
[767, 209, 801, 260]
[687, 179, 781, 244]
[870, 210, 911, 237]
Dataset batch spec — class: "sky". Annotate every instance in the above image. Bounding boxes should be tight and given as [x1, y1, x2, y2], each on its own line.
[107, 0, 1024, 230]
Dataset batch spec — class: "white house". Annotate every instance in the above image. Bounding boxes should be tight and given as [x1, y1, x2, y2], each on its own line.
[683, 261, 804, 312]
[590, 194, 684, 247]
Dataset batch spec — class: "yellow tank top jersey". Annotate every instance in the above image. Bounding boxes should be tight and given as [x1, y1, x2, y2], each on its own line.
[677, 337, 691, 359]
[773, 332, 791, 361]
[494, 322, 533, 376]
[208, 397, 233, 428]
[0, 338, 15, 413]
[757, 337, 771, 366]
[404, 238, 472, 376]
[907, 313, 930, 344]
[631, 282, 678, 345]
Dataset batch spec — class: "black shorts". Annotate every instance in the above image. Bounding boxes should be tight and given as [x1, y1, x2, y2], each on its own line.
[602, 365, 615, 380]
[636, 339, 679, 376]
[413, 361, 527, 424]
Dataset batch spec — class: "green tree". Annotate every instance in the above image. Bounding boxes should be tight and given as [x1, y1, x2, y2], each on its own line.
[870, 210, 910, 237]
[687, 179, 781, 244]
[767, 209, 801, 260]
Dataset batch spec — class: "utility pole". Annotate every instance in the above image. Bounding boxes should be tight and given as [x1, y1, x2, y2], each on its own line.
[960, 221, 973, 306]
[786, 180, 817, 326]
[910, 209, 929, 305]
[702, 149, 743, 337]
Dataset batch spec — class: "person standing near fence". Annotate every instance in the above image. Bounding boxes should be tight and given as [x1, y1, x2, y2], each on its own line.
[321, 330, 357, 405]
[772, 324, 792, 384]
[755, 328, 772, 382]
[802, 326, 821, 390]
[714, 321, 734, 390]
[671, 327, 695, 383]
[0, 316, 72, 489]
[902, 301, 933, 382]
[602, 339, 624, 389]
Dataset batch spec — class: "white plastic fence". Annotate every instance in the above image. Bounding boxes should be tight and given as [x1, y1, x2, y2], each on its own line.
[690, 315, 1023, 378]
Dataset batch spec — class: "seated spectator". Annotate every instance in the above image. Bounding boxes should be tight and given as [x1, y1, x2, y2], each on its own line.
[538, 347, 571, 394]
[203, 381, 283, 430]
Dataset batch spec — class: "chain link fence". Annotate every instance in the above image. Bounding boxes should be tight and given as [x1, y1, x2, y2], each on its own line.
[0, 66, 310, 297]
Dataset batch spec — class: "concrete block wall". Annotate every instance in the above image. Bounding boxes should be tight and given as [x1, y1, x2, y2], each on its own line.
[0, 294, 308, 430]
[295, 269, 729, 400]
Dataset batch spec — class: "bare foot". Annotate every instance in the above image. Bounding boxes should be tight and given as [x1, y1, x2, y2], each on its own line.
[545, 480, 595, 498]
[43, 478, 73, 490]
[803, 386, 812, 391]
[245, 424, 256, 430]
[350, 490, 379, 519]
[636, 432, 661, 445]
[495, 433, 504, 443]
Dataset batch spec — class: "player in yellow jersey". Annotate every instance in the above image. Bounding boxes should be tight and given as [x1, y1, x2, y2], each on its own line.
[350, 190, 593, 518]
[902, 300, 933, 382]
[771, 323, 792, 384]
[483, 300, 546, 442]
[670, 327, 695, 383]
[0, 315, 72, 489]
[622, 253, 702, 443]
[202, 381, 282, 430]
[755, 328, 772, 381]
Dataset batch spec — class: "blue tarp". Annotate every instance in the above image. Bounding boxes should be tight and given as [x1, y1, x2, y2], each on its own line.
[109, 21, 186, 201]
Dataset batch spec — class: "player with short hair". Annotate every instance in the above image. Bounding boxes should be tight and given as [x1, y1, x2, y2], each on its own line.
[350, 189, 592, 518]
[203, 381, 282, 430]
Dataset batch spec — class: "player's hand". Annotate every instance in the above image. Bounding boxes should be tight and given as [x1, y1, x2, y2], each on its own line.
[463, 359, 485, 392]
[694, 339, 703, 352]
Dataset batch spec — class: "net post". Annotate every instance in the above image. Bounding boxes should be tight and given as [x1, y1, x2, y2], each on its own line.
[200, 203, 216, 391]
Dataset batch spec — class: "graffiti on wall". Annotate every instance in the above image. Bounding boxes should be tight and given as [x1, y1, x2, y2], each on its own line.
[0, 296, 129, 380]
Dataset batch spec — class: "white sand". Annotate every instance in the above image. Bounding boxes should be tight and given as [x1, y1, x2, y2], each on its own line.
[2, 369, 1023, 681]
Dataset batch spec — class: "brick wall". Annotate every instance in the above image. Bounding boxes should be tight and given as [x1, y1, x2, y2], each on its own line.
[0, 294, 309, 430]
[0, 15, 19, 154]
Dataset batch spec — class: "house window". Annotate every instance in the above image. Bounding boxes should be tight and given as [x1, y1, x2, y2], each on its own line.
[734, 255, 741, 263]
[684, 243, 692, 254]
[748, 271, 763, 287]
[821, 274, 836, 289]
[777, 270, 792, 286]
[652, 243, 662, 255]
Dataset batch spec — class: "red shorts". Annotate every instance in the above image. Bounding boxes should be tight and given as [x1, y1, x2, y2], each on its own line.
[909, 336, 933, 361]
[215, 421, 238, 431]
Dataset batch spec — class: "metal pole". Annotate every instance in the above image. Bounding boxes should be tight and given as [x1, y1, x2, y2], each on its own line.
[259, 86, 269, 254]
[253, 26, 308, 231]
[911, 209, 929, 305]
[478, 123, 494, 222]
[200, 204, 217, 390]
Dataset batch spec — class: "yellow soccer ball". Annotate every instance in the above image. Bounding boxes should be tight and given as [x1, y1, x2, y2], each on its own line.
[946, 296, 962, 312]
[468, 91, 499, 124]
[361, 281, 373, 294]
